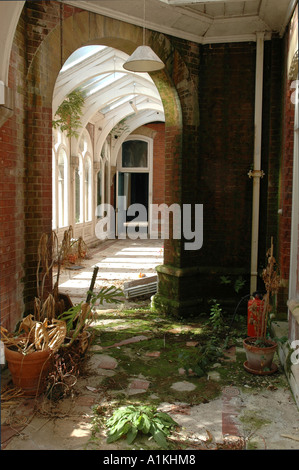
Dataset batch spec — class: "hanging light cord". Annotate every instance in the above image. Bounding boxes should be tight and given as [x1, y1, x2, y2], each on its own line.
[143, 0, 146, 46]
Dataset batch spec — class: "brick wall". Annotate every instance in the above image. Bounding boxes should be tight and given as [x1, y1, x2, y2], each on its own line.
[297, 220, 299, 295]
[0, 1, 82, 327]
[0, 13, 27, 330]
[197, 43, 256, 272]
[148, 122, 165, 207]
[0, 1, 183, 327]
[260, 38, 284, 313]
[163, 36, 201, 269]
[277, 29, 295, 314]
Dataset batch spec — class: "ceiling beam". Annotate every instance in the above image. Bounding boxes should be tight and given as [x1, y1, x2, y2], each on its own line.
[61, 0, 274, 44]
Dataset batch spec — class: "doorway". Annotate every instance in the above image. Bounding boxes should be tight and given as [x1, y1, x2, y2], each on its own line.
[116, 137, 152, 237]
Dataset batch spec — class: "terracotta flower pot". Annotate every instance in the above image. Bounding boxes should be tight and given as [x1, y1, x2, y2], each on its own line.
[4, 346, 53, 396]
[243, 337, 277, 375]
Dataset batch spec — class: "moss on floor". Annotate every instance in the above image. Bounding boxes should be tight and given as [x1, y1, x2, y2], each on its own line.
[82, 302, 292, 451]
[88, 303, 286, 411]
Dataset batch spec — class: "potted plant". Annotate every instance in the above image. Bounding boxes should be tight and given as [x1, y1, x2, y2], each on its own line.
[243, 238, 280, 375]
[1, 315, 67, 396]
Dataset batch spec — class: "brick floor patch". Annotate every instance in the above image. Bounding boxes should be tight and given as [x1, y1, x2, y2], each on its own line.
[129, 379, 150, 390]
[222, 346, 236, 362]
[128, 378, 150, 395]
[145, 351, 160, 358]
[221, 386, 241, 438]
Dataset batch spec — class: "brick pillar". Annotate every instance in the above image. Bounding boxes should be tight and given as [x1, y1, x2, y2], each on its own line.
[23, 104, 53, 312]
[151, 41, 204, 317]
[153, 41, 264, 317]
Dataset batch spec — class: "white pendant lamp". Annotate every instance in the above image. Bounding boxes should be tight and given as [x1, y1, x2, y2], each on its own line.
[123, 0, 165, 73]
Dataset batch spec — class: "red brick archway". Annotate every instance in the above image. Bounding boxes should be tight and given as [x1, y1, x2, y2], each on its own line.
[2, 2, 202, 328]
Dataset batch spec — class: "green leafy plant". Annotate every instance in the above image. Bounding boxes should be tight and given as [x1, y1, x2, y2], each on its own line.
[58, 286, 123, 346]
[191, 338, 224, 377]
[105, 405, 178, 448]
[209, 300, 224, 333]
[220, 275, 246, 293]
[52, 90, 85, 138]
[220, 275, 231, 285]
[179, 335, 225, 378]
[234, 276, 246, 293]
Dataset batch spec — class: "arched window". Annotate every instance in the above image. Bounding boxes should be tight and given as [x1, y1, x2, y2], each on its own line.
[84, 155, 92, 222]
[97, 160, 102, 218]
[58, 148, 68, 228]
[104, 160, 109, 205]
[75, 155, 83, 224]
[52, 150, 56, 230]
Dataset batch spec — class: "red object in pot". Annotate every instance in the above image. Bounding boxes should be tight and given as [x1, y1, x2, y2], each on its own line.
[247, 298, 264, 337]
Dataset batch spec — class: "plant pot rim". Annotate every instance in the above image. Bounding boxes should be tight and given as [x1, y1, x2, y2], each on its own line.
[4, 345, 53, 358]
[243, 336, 277, 352]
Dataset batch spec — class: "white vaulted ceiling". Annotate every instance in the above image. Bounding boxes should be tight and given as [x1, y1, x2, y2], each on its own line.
[53, 45, 165, 157]
[61, 0, 297, 43]
[53, 0, 296, 156]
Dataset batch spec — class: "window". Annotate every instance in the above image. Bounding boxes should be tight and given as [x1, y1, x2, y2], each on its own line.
[122, 140, 148, 168]
[58, 148, 68, 227]
[84, 155, 92, 222]
[104, 160, 109, 204]
[52, 150, 56, 230]
[97, 165, 102, 217]
[75, 156, 83, 224]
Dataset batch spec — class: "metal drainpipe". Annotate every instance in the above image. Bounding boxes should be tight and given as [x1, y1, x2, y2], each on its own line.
[248, 32, 265, 295]
[289, 79, 299, 300]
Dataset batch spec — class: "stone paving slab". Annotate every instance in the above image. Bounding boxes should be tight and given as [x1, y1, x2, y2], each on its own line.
[88, 353, 118, 371]
[103, 335, 149, 349]
[170, 381, 197, 392]
[92, 354, 118, 370]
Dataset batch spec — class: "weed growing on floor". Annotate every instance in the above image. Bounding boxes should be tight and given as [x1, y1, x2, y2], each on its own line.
[105, 405, 178, 448]
[188, 339, 225, 378]
[209, 300, 225, 333]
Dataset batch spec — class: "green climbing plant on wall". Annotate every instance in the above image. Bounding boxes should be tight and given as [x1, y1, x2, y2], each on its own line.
[52, 89, 85, 138]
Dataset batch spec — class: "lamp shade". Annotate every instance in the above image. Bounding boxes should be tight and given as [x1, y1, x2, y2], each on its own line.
[123, 45, 165, 72]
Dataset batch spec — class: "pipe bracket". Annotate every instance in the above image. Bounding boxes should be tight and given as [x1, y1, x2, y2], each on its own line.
[248, 169, 265, 179]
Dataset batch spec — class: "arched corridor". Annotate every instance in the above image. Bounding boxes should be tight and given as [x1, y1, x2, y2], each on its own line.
[52, 44, 166, 247]
[1, 0, 299, 451]
[54, 238, 164, 305]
